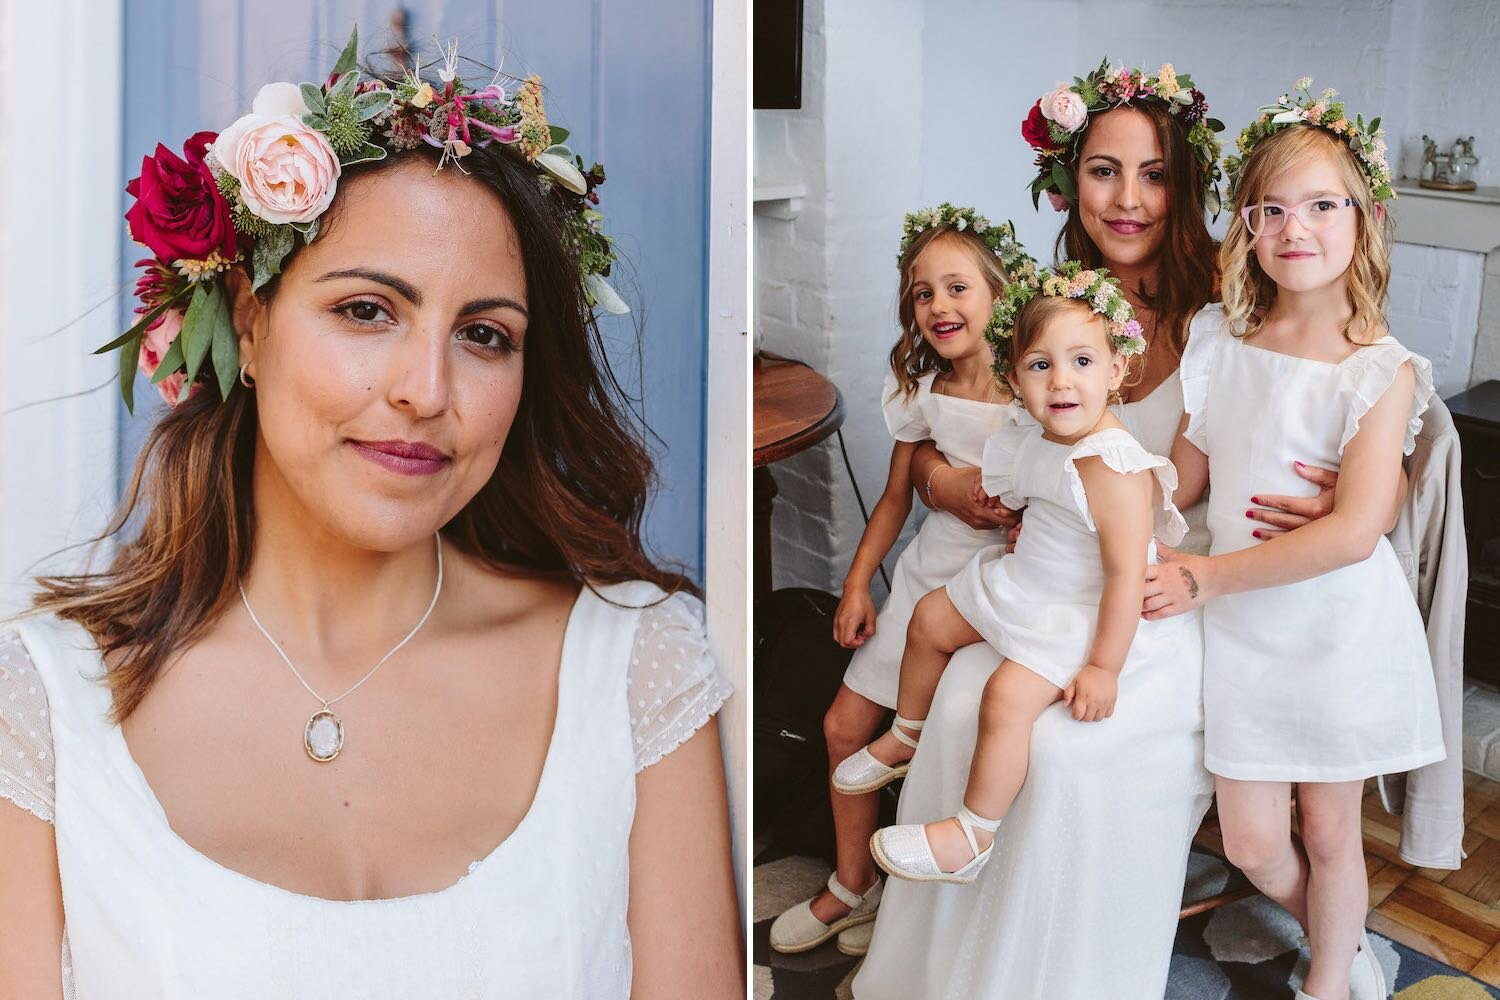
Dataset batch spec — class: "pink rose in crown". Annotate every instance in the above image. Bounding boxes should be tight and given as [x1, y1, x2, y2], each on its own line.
[1047, 190, 1071, 212]
[138, 307, 183, 380]
[136, 307, 198, 406]
[212, 114, 341, 225]
[1039, 85, 1088, 133]
[125, 131, 238, 264]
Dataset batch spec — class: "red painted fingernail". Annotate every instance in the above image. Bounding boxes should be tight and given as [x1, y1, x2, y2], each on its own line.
[1246, 510, 1255, 518]
[1253, 530, 1262, 538]
[1250, 496, 1260, 505]
[1294, 461, 1305, 469]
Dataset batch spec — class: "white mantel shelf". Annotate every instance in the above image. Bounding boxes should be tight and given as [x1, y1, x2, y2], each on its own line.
[1391, 180, 1500, 253]
[753, 180, 807, 220]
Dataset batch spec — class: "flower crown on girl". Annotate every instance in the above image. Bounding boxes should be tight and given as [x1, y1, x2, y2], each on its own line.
[985, 258, 1146, 380]
[103, 26, 624, 412]
[897, 204, 1028, 272]
[1022, 59, 1225, 216]
[1222, 78, 1394, 206]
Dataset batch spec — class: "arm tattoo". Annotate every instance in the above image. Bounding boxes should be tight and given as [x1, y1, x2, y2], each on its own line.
[1178, 566, 1200, 600]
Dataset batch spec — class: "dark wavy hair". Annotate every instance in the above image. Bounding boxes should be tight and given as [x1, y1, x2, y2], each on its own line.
[1054, 103, 1219, 360]
[34, 142, 690, 721]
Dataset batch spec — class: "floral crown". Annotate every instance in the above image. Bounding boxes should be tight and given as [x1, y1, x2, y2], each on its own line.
[102, 26, 624, 413]
[897, 204, 1029, 273]
[1022, 59, 1225, 217]
[985, 259, 1146, 380]
[1223, 78, 1393, 207]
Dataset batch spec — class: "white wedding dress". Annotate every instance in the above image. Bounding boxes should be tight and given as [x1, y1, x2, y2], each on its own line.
[854, 373, 1214, 1000]
[0, 581, 730, 999]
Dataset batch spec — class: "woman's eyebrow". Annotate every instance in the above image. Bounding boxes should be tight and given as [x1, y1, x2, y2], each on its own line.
[317, 268, 421, 305]
[461, 296, 529, 318]
[315, 270, 528, 317]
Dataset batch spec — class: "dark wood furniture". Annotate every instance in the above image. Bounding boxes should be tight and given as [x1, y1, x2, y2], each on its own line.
[1446, 380, 1500, 688]
[753, 354, 845, 601]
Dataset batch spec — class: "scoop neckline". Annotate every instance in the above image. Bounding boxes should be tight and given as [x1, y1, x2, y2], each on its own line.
[1233, 331, 1397, 368]
[104, 585, 592, 908]
[924, 372, 1008, 406]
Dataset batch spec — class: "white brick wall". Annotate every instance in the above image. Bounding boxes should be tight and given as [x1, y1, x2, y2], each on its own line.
[755, 0, 1500, 596]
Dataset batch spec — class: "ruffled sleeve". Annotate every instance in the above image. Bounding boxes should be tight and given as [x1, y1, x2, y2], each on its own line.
[1178, 305, 1229, 454]
[629, 591, 734, 773]
[881, 372, 935, 443]
[979, 417, 1039, 510]
[1063, 429, 1189, 545]
[1337, 340, 1434, 457]
[0, 629, 55, 824]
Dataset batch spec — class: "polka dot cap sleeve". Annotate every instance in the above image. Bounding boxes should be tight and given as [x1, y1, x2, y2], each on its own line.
[0, 628, 55, 823]
[628, 591, 732, 773]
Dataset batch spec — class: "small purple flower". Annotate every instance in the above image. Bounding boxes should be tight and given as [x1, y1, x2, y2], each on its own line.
[1181, 88, 1208, 126]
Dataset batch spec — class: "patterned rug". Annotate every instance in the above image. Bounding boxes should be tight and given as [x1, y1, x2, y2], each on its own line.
[753, 846, 1500, 999]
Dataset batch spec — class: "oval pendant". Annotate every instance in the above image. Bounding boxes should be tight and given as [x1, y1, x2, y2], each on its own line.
[305, 709, 344, 762]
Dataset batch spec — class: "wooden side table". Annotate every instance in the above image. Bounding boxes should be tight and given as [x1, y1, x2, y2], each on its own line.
[753, 354, 845, 601]
[1446, 380, 1500, 687]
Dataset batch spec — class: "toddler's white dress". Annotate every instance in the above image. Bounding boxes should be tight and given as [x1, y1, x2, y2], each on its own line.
[1180, 305, 1445, 781]
[0, 581, 730, 999]
[855, 373, 1214, 1000]
[946, 420, 1188, 688]
[841, 371, 1015, 708]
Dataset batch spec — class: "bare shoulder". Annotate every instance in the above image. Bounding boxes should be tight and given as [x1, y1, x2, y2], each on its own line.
[439, 544, 582, 637]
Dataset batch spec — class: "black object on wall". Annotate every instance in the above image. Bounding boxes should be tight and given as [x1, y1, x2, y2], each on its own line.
[754, 0, 803, 110]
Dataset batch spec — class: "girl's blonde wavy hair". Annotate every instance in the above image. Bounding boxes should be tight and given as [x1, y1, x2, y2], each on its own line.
[890, 228, 1012, 400]
[1221, 126, 1392, 344]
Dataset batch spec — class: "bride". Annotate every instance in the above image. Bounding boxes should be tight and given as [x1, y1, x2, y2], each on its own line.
[0, 29, 741, 999]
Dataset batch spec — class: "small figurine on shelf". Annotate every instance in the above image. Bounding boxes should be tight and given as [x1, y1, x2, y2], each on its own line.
[1421, 134, 1479, 191]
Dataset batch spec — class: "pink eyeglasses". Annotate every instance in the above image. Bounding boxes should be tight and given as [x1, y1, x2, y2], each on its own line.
[1240, 197, 1358, 236]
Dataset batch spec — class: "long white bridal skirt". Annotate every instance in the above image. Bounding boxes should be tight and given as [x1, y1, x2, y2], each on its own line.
[853, 611, 1212, 1000]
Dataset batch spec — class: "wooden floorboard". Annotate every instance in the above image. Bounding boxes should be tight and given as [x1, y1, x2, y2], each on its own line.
[1361, 773, 1500, 987]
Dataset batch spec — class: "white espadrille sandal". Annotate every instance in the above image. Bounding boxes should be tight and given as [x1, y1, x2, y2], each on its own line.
[836, 918, 874, 957]
[831, 715, 923, 794]
[869, 804, 1000, 885]
[768, 872, 884, 954]
[1349, 929, 1387, 1000]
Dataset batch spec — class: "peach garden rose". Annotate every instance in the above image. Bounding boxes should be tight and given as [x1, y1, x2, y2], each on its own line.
[211, 105, 340, 225]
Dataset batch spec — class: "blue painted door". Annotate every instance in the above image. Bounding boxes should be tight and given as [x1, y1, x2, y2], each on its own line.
[120, 0, 710, 579]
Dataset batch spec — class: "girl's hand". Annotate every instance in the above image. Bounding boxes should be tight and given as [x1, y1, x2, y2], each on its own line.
[930, 466, 1019, 531]
[833, 588, 878, 648]
[1141, 542, 1213, 620]
[1245, 461, 1337, 537]
[1062, 664, 1117, 722]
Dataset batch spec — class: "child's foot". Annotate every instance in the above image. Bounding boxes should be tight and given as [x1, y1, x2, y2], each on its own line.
[832, 715, 924, 794]
[870, 805, 1000, 884]
[924, 816, 996, 872]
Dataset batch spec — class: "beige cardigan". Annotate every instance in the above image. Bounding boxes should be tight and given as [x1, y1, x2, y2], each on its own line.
[1379, 397, 1467, 869]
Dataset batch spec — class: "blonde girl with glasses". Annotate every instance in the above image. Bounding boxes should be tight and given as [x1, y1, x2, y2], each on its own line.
[1146, 83, 1445, 1000]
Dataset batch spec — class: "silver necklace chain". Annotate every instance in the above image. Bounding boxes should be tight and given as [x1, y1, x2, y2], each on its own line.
[239, 533, 444, 709]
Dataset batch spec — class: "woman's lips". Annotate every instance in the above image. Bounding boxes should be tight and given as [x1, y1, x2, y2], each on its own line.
[1105, 219, 1149, 235]
[349, 439, 451, 476]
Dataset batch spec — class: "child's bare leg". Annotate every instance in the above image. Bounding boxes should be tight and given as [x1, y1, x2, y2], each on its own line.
[924, 659, 1061, 871]
[1297, 781, 1367, 1000]
[809, 685, 888, 923]
[863, 588, 982, 767]
[1216, 777, 1310, 928]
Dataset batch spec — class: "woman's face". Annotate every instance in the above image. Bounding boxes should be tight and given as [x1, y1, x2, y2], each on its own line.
[236, 156, 529, 552]
[1074, 108, 1168, 271]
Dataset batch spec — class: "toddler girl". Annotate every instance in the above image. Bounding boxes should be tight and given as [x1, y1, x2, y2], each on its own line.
[1150, 81, 1444, 1000]
[838, 261, 1188, 884]
[770, 205, 1024, 952]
